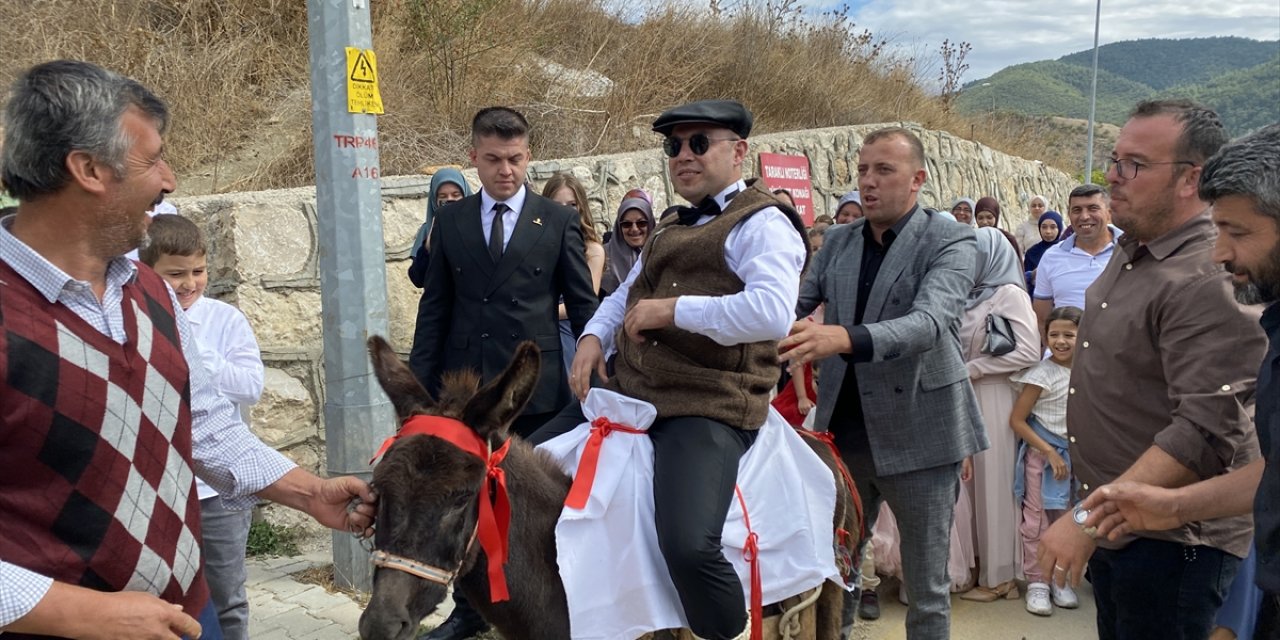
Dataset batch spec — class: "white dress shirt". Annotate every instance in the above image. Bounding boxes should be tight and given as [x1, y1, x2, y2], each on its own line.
[479, 185, 527, 252]
[585, 180, 807, 354]
[0, 215, 294, 626]
[185, 295, 266, 501]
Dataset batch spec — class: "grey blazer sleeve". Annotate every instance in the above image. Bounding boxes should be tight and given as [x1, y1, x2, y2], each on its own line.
[863, 225, 976, 362]
[796, 239, 832, 319]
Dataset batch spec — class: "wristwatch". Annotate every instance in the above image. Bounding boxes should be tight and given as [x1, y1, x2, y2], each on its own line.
[1073, 505, 1098, 539]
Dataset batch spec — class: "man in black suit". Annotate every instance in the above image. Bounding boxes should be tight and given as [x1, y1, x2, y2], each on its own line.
[409, 106, 598, 640]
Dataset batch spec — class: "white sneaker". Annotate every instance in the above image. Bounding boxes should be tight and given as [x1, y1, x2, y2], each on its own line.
[1025, 582, 1053, 616]
[1051, 582, 1079, 609]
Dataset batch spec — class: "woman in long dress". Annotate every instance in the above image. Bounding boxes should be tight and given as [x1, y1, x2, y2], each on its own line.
[958, 227, 1042, 600]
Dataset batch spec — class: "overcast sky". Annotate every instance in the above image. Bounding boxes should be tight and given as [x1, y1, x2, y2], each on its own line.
[844, 0, 1280, 81]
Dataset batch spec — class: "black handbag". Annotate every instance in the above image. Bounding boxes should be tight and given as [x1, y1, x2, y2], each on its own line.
[981, 313, 1017, 356]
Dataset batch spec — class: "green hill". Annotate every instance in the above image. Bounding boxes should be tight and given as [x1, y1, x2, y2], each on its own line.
[1165, 57, 1280, 133]
[1057, 36, 1278, 90]
[957, 37, 1280, 135]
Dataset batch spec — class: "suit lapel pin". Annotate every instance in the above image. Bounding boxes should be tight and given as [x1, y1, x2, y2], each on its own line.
[533, 217, 543, 226]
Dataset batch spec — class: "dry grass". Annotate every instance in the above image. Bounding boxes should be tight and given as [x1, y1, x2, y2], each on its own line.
[292, 564, 372, 606]
[1, 0, 1072, 194]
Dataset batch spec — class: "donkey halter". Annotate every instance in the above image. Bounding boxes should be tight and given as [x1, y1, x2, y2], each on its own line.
[370, 521, 481, 587]
[367, 416, 500, 592]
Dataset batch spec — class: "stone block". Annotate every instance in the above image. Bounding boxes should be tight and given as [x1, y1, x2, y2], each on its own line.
[232, 201, 314, 280]
[385, 263, 420, 349]
[382, 197, 424, 256]
[233, 285, 323, 350]
[251, 368, 317, 448]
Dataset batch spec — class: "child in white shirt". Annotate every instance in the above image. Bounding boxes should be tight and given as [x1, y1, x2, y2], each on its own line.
[141, 213, 263, 640]
[1009, 305, 1083, 618]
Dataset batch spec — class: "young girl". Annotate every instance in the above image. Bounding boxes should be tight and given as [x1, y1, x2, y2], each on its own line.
[1009, 305, 1083, 617]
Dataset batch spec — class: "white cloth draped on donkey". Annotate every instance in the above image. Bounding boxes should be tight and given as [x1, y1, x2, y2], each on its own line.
[537, 389, 843, 640]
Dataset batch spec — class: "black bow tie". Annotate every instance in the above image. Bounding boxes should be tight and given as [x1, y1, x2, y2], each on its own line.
[676, 197, 719, 226]
[677, 189, 738, 226]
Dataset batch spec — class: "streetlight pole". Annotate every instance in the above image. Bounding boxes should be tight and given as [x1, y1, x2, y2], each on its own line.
[1084, 0, 1102, 183]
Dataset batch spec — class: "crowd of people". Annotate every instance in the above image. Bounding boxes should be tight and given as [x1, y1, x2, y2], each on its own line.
[2, 57, 1278, 640]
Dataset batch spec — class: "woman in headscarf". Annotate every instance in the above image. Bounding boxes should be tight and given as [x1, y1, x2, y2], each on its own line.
[542, 173, 606, 370]
[1023, 210, 1063, 293]
[952, 197, 977, 226]
[975, 196, 1025, 262]
[600, 194, 656, 297]
[1015, 195, 1050, 252]
[407, 168, 471, 288]
[835, 191, 863, 224]
[957, 227, 1042, 602]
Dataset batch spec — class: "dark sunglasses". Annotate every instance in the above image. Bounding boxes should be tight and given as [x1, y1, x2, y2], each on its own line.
[662, 134, 740, 158]
[620, 220, 649, 230]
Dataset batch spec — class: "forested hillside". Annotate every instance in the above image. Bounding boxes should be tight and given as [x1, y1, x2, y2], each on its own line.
[956, 37, 1279, 135]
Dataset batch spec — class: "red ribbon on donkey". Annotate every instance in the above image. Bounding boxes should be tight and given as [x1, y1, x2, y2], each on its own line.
[371, 415, 514, 602]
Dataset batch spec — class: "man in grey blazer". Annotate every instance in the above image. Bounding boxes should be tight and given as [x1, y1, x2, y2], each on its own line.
[782, 127, 986, 639]
[409, 106, 598, 640]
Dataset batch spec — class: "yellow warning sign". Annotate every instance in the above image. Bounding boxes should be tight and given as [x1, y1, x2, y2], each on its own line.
[345, 47, 384, 114]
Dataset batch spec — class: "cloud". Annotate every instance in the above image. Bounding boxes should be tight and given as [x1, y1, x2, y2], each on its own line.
[846, 0, 1280, 80]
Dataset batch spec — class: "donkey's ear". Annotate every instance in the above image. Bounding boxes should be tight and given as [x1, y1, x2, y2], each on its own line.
[368, 336, 435, 420]
[462, 341, 541, 439]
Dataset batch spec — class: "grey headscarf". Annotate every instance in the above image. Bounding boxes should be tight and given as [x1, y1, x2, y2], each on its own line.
[411, 168, 472, 258]
[951, 197, 977, 228]
[967, 227, 1026, 309]
[601, 197, 656, 295]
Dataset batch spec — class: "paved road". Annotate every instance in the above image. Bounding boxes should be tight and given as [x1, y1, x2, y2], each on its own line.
[245, 553, 1097, 639]
[245, 552, 452, 640]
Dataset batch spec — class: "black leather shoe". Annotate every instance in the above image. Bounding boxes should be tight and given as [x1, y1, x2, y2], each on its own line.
[858, 588, 881, 620]
[418, 611, 490, 640]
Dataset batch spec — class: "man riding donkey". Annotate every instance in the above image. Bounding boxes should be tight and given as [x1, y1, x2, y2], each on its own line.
[527, 100, 851, 640]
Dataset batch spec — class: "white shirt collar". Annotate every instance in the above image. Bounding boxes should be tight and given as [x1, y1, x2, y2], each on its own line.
[480, 184, 528, 216]
[713, 180, 747, 211]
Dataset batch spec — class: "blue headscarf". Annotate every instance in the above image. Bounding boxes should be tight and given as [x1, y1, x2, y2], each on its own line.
[411, 168, 472, 258]
[1024, 210, 1063, 290]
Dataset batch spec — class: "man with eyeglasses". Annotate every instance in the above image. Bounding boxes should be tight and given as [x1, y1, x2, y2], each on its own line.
[529, 99, 808, 640]
[1036, 99, 1266, 638]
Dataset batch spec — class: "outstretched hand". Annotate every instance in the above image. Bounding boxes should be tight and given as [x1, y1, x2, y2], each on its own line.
[308, 475, 378, 537]
[1080, 481, 1184, 541]
[778, 321, 851, 373]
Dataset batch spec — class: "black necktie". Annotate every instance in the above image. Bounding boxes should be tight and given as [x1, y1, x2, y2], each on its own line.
[489, 203, 508, 262]
[676, 197, 721, 226]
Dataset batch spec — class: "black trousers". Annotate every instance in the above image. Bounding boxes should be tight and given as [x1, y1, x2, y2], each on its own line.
[1258, 590, 1280, 640]
[530, 401, 758, 640]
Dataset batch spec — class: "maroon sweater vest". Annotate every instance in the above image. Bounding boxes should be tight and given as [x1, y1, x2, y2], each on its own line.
[0, 260, 207, 634]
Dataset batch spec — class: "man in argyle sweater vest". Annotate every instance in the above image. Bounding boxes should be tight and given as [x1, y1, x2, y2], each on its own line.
[0, 261, 210, 627]
[0, 60, 379, 640]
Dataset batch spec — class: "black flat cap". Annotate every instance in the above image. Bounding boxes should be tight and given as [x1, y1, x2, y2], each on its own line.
[652, 99, 753, 138]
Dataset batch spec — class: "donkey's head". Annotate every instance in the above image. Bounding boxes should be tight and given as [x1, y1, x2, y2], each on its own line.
[358, 336, 540, 640]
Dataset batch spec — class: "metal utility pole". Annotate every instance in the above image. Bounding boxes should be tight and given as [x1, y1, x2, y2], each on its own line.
[306, 0, 395, 591]
[1084, 0, 1102, 183]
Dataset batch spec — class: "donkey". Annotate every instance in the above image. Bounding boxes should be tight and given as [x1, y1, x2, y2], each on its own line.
[358, 336, 860, 640]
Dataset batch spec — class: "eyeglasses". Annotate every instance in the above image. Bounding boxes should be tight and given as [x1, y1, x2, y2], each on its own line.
[1106, 157, 1196, 180]
[662, 134, 740, 158]
[620, 220, 649, 230]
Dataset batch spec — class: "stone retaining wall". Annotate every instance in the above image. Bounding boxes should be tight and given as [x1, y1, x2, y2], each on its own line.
[172, 123, 1078, 475]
